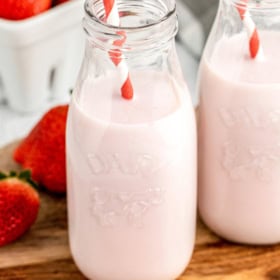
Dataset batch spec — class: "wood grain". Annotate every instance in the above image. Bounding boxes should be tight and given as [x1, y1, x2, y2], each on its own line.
[1, 141, 280, 279]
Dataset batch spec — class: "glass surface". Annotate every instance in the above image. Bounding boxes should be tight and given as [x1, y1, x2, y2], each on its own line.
[66, 0, 197, 279]
[198, 0, 280, 245]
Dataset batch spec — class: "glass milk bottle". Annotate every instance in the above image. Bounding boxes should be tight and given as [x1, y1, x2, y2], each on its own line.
[198, 0, 280, 244]
[66, 0, 197, 279]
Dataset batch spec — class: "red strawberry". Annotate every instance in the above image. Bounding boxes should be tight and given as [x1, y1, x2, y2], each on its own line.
[14, 105, 68, 193]
[0, 170, 40, 247]
[0, 0, 52, 20]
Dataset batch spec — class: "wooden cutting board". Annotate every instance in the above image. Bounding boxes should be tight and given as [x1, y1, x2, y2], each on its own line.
[1, 141, 280, 280]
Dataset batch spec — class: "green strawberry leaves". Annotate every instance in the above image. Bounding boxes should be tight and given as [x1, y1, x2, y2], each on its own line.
[0, 170, 38, 190]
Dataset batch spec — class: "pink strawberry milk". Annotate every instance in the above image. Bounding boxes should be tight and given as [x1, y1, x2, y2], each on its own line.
[198, 0, 280, 244]
[66, 0, 197, 279]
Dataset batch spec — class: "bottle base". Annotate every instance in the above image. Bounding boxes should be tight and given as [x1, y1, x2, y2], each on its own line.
[70, 248, 192, 280]
[199, 208, 280, 246]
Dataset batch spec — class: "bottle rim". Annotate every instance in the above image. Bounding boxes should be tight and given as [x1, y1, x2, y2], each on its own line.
[83, 0, 178, 52]
[84, 0, 176, 31]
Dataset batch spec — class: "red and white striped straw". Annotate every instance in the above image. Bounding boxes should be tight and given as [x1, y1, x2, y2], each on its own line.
[237, 0, 264, 59]
[103, 0, 134, 100]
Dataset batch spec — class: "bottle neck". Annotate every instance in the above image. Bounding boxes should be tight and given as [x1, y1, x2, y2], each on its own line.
[203, 0, 280, 63]
[83, 0, 178, 54]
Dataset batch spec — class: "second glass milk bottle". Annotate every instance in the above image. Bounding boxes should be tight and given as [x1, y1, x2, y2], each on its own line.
[198, 0, 280, 244]
[66, 0, 197, 279]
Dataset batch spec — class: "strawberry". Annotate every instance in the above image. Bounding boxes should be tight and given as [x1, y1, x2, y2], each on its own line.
[0, 171, 40, 247]
[0, 0, 52, 21]
[14, 105, 68, 193]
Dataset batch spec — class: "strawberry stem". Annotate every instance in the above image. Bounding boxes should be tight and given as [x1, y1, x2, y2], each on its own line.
[19, 170, 32, 180]
[0, 172, 7, 180]
[0, 170, 38, 190]
[9, 171, 16, 177]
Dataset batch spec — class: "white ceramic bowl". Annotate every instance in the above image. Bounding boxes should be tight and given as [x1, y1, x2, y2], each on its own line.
[0, 0, 85, 113]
